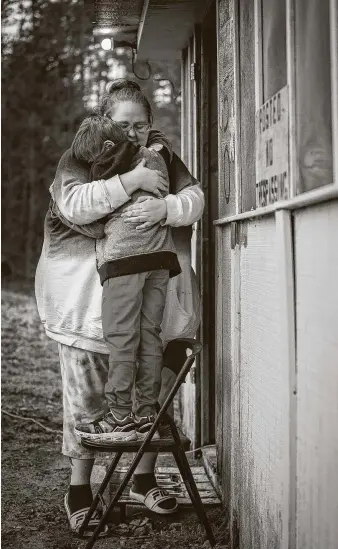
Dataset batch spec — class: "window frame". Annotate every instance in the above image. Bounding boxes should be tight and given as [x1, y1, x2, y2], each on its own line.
[330, 0, 338, 187]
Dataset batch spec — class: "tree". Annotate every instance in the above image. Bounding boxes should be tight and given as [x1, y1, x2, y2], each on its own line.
[2, 0, 181, 278]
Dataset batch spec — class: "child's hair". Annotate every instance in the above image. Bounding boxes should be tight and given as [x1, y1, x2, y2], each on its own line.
[71, 114, 127, 163]
[98, 79, 153, 124]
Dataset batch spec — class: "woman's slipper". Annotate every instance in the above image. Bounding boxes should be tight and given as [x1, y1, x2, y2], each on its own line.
[129, 486, 178, 515]
[64, 493, 110, 538]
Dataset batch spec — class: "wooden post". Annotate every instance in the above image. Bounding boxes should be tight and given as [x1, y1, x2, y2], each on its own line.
[275, 209, 297, 549]
[230, 220, 241, 549]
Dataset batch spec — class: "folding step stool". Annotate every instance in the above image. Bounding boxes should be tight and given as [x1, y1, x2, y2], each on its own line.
[78, 338, 216, 548]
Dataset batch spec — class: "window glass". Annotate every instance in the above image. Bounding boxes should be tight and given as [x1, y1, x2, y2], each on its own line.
[262, 0, 287, 101]
[295, 0, 333, 192]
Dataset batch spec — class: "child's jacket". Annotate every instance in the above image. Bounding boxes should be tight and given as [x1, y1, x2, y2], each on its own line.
[90, 141, 181, 284]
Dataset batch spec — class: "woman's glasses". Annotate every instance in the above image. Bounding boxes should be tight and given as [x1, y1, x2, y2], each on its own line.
[116, 122, 150, 134]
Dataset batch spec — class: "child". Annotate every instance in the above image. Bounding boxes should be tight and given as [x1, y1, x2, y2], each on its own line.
[56, 114, 181, 442]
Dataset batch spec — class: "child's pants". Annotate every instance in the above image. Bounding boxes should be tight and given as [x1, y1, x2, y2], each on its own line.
[101, 270, 169, 418]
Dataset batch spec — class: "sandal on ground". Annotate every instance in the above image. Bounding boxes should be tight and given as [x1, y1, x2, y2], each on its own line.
[129, 486, 178, 515]
[64, 493, 110, 538]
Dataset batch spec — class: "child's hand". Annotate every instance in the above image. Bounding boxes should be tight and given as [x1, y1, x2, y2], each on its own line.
[148, 143, 164, 153]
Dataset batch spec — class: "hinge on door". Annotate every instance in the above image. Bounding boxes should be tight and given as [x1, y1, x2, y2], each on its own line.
[190, 366, 196, 384]
[190, 62, 197, 81]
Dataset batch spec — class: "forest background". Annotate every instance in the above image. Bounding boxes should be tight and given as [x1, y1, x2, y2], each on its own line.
[1, 0, 181, 278]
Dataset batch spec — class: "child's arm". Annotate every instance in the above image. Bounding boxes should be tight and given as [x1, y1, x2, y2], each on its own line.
[50, 199, 105, 239]
[147, 130, 172, 169]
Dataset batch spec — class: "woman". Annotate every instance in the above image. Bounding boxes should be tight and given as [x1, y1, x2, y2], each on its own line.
[35, 79, 204, 537]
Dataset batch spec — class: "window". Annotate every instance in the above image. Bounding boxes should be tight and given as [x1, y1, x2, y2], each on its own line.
[253, 0, 334, 211]
[237, 0, 288, 212]
[216, 0, 337, 219]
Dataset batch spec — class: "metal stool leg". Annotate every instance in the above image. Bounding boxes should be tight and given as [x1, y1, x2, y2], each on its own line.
[171, 427, 216, 546]
[84, 427, 164, 548]
[173, 447, 216, 546]
[78, 452, 122, 538]
[84, 449, 151, 548]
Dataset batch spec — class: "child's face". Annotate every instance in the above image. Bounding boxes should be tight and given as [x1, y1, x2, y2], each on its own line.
[110, 101, 150, 147]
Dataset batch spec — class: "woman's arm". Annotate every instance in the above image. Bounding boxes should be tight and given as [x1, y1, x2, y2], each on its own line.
[53, 150, 167, 225]
[52, 150, 130, 225]
[121, 183, 204, 230]
[121, 185, 205, 230]
[163, 183, 204, 226]
[50, 199, 105, 239]
[121, 152, 204, 229]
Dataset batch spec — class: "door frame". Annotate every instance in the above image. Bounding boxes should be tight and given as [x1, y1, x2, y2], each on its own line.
[196, 0, 218, 447]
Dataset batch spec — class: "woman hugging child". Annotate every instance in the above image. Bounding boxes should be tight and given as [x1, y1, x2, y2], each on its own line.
[52, 113, 180, 443]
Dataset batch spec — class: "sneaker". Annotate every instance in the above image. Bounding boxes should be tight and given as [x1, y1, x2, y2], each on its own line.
[134, 414, 160, 441]
[74, 411, 137, 442]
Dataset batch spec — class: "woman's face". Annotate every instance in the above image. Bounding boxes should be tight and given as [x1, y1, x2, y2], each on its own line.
[110, 101, 150, 146]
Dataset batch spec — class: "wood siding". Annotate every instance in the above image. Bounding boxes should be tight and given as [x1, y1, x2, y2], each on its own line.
[238, 217, 290, 549]
[294, 201, 338, 549]
[216, 203, 338, 549]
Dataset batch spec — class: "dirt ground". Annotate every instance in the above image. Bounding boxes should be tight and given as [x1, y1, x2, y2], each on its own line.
[1, 281, 228, 549]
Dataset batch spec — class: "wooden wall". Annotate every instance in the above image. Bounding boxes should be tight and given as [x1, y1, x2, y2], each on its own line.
[238, 216, 290, 549]
[215, 201, 338, 549]
[216, 215, 290, 548]
[214, 1, 338, 547]
[177, 2, 338, 547]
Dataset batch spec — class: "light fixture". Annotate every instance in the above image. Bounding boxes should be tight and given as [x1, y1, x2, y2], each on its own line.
[93, 27, 113, 36]
[101, 38, 113, 51]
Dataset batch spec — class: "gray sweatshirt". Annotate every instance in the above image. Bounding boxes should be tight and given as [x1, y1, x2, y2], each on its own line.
[90, 141, 181, 283]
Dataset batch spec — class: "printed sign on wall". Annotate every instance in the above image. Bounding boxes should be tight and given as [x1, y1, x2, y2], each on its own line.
[256, 85, 289, 207]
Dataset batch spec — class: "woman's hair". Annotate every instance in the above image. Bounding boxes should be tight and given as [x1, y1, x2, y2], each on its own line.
[71, 114, 127, 163]
[98, 79, 153, 124]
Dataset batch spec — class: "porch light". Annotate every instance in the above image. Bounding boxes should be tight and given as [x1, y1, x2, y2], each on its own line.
[101, 38, 113, 51]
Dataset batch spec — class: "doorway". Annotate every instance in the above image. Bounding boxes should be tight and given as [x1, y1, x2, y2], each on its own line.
[198, 0, 218, 445]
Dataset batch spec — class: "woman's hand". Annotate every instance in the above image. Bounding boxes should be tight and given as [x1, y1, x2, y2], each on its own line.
[121, 196, 167, 230]
[119, 159, 167, 198]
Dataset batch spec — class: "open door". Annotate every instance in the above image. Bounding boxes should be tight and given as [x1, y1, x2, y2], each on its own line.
[178, 0, 218, 449]
[197, 0, 218, 446]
